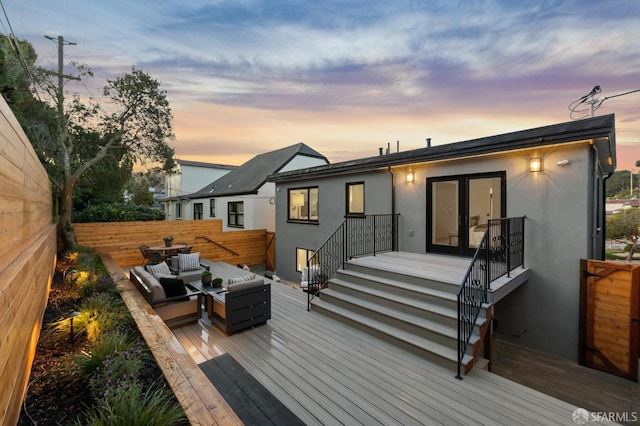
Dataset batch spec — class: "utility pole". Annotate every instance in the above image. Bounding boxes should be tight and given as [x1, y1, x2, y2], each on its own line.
[44, 35, 80, 138]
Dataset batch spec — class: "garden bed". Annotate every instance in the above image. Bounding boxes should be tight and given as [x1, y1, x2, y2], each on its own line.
[18, 250, 187, 425]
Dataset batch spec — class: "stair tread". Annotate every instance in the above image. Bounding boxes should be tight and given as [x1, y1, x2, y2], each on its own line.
[322, 288, 482, 344]
[329, 277, 487, 328]
[337, 268, 459, 296]
[312, 298, 474, 366]
[331, 276, 456, 313]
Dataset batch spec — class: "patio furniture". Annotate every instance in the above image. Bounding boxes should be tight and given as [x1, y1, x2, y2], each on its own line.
[129, 266, 202, 328]
[139, 245, 165, 265]
[174, 243, 192, 254]
[148, 243, 188, 261]
[194, 278, 271, 335]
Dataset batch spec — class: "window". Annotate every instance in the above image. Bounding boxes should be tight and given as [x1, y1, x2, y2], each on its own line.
[228, 201, 244, 228]
[209, 199, 216, 217]
[193, 203, 203, 220]
[288, 187, 319, 222]
[296, 248, 315, 272]
[346, 182, 364, 215]
[175, 203, 182, 219]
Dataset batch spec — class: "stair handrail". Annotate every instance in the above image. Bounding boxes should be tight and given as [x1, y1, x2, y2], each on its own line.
[456, 216, 525, 379]
[306, 214, 399, 310]
[306, 220, 346, 310]
[195, 236, 240, 256]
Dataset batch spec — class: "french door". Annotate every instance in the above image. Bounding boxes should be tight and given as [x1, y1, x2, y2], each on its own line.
[427, 172, 505, 256]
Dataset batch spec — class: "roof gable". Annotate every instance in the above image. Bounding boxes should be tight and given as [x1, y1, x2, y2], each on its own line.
[191, 143, 328, 198]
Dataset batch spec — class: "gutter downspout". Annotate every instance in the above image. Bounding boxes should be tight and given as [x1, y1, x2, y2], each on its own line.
[592, 143, 614, 260]
[388, 166, 397, 251]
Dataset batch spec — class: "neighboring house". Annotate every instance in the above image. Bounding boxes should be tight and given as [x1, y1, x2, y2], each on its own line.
[268, 114, 616, 365]
[189, 143, 329, 232]
[606, 198, 639, 215]
[161, 160, 236, 221]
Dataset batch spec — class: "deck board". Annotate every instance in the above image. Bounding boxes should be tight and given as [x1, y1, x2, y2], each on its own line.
[173, 261, 618, 425]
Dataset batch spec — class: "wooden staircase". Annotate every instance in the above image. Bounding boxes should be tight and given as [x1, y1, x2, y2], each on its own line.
[310, 259, 492, 375]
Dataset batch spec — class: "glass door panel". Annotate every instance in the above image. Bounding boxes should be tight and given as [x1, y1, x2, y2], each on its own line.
[467, 177, 501, 250]
[431, 180, 460, 249]
[428, 172, 505, 256]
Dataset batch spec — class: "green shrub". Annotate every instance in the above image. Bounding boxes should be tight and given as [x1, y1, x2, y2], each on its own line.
[76, 331, 136, 377]
[604, 250, 620, 260]
[88, 342, 146, 396]
[50, 293, 127, 343]
[75, 202, 165, 223]
[76, 382, 186, 426]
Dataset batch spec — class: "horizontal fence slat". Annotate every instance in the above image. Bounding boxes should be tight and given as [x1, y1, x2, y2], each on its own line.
[74, 220, 268, 268]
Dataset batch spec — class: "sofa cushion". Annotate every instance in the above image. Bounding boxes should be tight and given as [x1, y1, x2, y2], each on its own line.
[227, 278, 264, 292]
[178, 252, 200, 271]
[177, 269, 204, 283]
[159, 277, 189, 301]
[135, 267, 166, 301]
[227, 273, 257, 285]
[146, 262, 172, 278]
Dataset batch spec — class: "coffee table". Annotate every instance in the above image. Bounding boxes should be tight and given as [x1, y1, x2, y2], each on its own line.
[189, 280, 227, 320]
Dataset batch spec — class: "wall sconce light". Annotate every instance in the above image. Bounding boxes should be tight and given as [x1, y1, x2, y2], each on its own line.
[529, 157, 542, 172]
[406, 169, 414, 183]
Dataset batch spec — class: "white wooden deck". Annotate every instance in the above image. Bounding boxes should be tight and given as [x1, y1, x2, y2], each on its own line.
[348, 251, 472, 284]
[173, 262, 614, 426]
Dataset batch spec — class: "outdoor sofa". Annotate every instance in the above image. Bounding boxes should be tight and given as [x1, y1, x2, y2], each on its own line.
[129, 256, 204, 328]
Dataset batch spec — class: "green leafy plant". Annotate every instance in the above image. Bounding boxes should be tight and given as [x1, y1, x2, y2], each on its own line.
[76, 381, 186, 426]
[88, 342, 146, 396]
[74, 202, 165, 223]
[50, 293, 127, 343]
[76, 331, 136, 377]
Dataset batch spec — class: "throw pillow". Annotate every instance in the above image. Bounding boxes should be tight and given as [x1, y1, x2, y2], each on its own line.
[146, 262, 172, 279]
[179, 252, 200, 272]
[228, 273, 256, 284]
[158, 277, 189, 301]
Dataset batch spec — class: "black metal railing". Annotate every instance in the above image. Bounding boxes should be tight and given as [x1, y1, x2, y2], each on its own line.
[306, 214, 398, 310]
[456, 216, 525, 379]
[195, 236, 240, 256]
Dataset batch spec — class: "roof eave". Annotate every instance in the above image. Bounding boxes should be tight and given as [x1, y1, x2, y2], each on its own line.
[268, 114, 616, 182]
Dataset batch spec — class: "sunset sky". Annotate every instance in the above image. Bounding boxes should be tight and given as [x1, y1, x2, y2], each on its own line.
[4, 1, 640, 169]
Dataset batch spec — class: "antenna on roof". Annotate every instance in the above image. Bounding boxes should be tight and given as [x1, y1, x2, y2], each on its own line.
[569, 85, 640, 120]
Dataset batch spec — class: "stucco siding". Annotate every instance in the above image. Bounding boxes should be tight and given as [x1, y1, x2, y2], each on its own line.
[392, 142, 593, 360]
[275, 170, 392, 281]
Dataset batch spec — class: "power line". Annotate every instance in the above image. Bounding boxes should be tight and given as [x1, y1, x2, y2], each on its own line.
[0, 0, 43, 102]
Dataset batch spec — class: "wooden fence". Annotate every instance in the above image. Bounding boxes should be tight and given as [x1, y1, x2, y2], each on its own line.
[74, 220, 269, 268]
[579, 259, 640, 381]
[0, 97, 57, 425]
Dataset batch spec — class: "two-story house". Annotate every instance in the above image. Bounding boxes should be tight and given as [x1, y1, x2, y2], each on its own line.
[161, 159, 236, 221]
[189, 143, 329, 232]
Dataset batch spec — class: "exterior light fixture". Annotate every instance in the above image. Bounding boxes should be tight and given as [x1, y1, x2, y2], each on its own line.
[407, 169, 414, 183]
[529, 158, 542, 172]
[69, 311, 80, 343]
